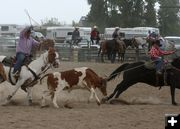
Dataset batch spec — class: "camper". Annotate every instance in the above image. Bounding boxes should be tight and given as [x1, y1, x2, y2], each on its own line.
[104, 27, 160, 39]
[46, 26, 91, 43]
[0, 24, 21, 37]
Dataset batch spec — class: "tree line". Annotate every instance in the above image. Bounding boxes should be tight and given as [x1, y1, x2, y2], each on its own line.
[86, 0, 180, 36]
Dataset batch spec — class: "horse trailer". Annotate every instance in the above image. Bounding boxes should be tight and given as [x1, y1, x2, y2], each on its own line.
[104, 27, 160, 39]
[46, 26, 91, 43]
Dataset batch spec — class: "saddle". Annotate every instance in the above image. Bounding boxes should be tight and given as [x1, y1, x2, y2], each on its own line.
[144, 60, 155, 69]
[1, 56, 37, 85]
[1, 56, 32, 67]
[144, 60, 172, 87]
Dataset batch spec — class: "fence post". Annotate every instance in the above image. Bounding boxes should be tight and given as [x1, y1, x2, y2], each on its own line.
[135, 49, 139, 61]
[73, 48, 78, 62]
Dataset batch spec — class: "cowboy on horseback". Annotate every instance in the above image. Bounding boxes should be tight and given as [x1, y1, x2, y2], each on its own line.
[72, 26, 81, 46]
[147, 31, 158, 50]
[90, 26, 100, 45]
[112, 27, 120, 40]
[149, 39, 175, 75]
[112, 27, 121, 50]
[12, 26, 40, 77]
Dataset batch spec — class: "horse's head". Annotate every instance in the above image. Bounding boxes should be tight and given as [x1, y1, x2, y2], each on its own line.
[38, 39, 55, 51]
[47, 47, 60, 68]
[171, 56, 180, 69]
[131, 37, 140, 49]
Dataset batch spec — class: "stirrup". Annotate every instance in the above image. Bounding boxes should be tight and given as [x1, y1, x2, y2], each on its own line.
[12, 71, 20, 78]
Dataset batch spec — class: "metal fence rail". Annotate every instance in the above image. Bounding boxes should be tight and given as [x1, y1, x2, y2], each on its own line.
[55, 47, 150, 62]
[56, 47, 180, 62]
[0, 43, 179, 63]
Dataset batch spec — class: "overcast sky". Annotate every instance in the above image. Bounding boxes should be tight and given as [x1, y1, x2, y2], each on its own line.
[0, 0, 90, 25]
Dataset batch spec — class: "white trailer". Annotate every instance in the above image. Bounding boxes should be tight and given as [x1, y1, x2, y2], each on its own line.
[104, 27, 160, 39]
[46, 26, 91, 43]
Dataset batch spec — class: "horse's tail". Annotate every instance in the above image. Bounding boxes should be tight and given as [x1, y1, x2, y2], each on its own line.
[40, 73, 51, 84]
[107, 63, 129, 81]
[98, 44, 102, 56]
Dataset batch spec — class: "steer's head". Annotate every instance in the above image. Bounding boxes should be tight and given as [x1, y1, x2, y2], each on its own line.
[99, 77, 107, 96]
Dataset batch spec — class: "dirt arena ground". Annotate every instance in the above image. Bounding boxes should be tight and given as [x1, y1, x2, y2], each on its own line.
[0, 61, 179, 129]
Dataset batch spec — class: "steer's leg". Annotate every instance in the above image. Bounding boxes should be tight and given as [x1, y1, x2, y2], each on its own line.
[52, 91, 59, 108]
[88, 88, 94, 103]
[90, 87, 101, 105]
[52, 85, 64, 108]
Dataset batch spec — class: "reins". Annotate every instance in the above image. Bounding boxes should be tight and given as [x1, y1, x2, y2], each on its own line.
[107, 56, 180, 81]
[172, 66, 180, 72]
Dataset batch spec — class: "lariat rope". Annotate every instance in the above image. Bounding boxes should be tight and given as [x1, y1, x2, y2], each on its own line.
[107, 62, 150, 80]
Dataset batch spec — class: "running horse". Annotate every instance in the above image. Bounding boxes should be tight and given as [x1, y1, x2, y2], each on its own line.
[0, 47, 60, 106]
[102, 55, 180, 105]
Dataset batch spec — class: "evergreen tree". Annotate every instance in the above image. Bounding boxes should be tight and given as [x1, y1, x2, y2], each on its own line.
[144, 0, 157, 27]
[87, 0, 108, 32]
[107, 0, 144, 27]
[158, 0, 180, 36]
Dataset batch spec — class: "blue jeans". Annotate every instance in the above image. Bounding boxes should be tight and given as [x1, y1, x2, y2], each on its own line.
[154, 57, 163, 72]
[13, 52, 26, 73]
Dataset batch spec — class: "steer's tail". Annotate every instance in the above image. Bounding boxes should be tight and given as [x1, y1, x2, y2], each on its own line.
[40, 73, 51, 84]
[107, 63, 129, 81]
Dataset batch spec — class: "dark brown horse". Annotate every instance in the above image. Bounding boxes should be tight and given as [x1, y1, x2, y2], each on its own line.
[103, 56, 180, 105]
[118, 40, 126, 62]
[98, 39, 126, 63]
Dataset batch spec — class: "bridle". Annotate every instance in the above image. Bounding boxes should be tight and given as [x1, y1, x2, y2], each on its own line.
[39, 51, 59, 77]
[21, 51, 59, 91]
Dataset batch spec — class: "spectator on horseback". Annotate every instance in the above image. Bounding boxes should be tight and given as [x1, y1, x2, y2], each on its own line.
[149, 39, 175, 75]
[72, 26, 80, 46]
[112, 27, 120, 40]
[12, 26, 40, 77]
[90, 26, 100, 45]
[112, 27, 121, 48]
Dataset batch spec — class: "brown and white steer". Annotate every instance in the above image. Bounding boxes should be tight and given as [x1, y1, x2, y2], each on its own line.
[40, 67, 107, 108]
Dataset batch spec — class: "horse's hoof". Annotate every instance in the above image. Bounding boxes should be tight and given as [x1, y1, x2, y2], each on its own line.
[64, 104, 73, 109]
[40, 105, 49, 108]
[97, 101, 101, 106]
[7, 95, 12, 100]
[1, 99, 10, 106]
[101, 97, 109, 103]
[26, 99, 33, 106]
[172, 102, 178, 106]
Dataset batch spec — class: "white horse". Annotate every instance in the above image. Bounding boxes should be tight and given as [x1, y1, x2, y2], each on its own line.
[132, 37, 147, 49]
[0, 47, 60, 105]
[133, 36, 175, 55]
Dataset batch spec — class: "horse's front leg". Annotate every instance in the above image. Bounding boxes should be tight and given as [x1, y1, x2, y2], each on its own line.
[101, 53, 105, 63]
[26, 87, 33, 106]
[2, 79, 25, 106]
[170, 84, 177, 105]
[111, 51, 116, 63]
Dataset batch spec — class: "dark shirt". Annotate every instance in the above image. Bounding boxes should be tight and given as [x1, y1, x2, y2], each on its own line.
[112, 30, 119, 39]
[72, 30, 80, 40]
